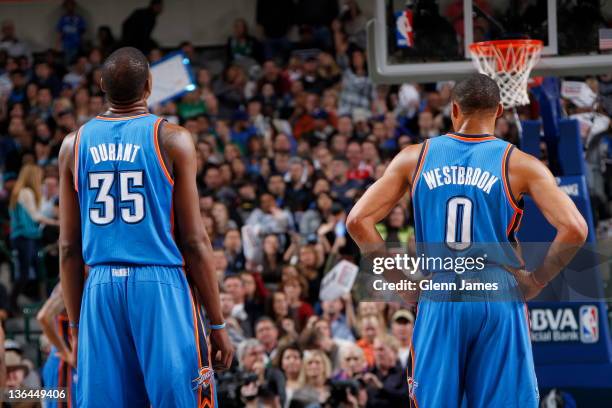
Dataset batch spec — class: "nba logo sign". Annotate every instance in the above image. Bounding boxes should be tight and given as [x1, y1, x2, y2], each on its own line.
[395, 10, 414, 48]
[579, 305, 599, 343]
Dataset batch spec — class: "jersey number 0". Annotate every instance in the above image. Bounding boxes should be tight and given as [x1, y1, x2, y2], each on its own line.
[446, 196, 473, 250]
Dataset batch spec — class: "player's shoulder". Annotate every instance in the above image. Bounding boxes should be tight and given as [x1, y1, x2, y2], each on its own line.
[396, 142, 426, 163]
[58, 130, 78, 166]
[507, 144, 545, 172]
[506, 143, 553, 194]
[158, 121, 195, 159]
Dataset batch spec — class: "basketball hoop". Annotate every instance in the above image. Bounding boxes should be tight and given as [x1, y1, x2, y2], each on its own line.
[469, 39, 543, 109]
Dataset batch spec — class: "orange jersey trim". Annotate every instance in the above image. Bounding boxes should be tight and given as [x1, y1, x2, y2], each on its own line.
[447, 133, 496, 142]
[189, 286, 204, 405]
[410, 342, 419, 408]
[501, 144, 521, 212]
[153, 118, 174, 185]
[411, 140, 430, 197]
[73, 126, 83, 192]
[94, 113, 150, 121]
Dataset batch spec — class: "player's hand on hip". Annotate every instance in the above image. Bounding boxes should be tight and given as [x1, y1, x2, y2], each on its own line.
[210, 328, 233, 371]
[507, 267, 544, 300]
[56, 346, 76, 367]
[68, 327, 78, 367]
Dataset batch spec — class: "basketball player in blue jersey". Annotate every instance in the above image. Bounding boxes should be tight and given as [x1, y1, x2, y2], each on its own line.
[57, 47, 233, 407]
[347, 74, 588, 407]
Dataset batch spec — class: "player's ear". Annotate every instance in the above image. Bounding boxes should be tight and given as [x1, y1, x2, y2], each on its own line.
[100, 77, 106, 93]
[451, 101, 460, 120]
[496, 102, 503, 118]
[143, 71, 152, 100]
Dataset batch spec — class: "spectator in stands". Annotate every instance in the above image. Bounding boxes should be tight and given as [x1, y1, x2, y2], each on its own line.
[320, 295, 355, 341]
[268, 290, 290, 326]
[96, 26, 117, 58]
[337, 45, 374, 115]
[365, 335, 410, 406]
[339, 0, 367, 50]
[241, 271, 266, 323]
[237, 338, 287, 406]
[273, 342, 302, 407]
[4, 339, 40, 390]
[416, 110, 440, 142]
[330, 156, 361, 208]
[356, 314, 382, 368]
[9, 165, 58, 311]
[335, 343, 367, 380]
[121, 0, 163, 54]
[63, 55, 88, 90]
[33, 62, 62, 97]
[260, 233, 283, 283]
[281, 275, 314, 331]
[224, 228, 246, 274]
[300, 317, 348, 372]
[55, 0, 86, 64]
[5, 349, 29, 389]
[255, 316, 279, 359]
[291, 349, 332, 406]
[226, 18, 263, 66]
[376, 205, 415, 248]
[0, 19, 31, 61]
[245, 192, 292, 238]
[390, 309, 414, 371]
[224, 274, 254, 337]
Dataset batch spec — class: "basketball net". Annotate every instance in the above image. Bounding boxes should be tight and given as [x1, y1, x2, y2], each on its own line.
[469, 39, 543, 109]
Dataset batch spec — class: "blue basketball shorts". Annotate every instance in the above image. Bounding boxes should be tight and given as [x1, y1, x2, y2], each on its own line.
[76, 265, 217, 408]
[409, 299, 539, 408]
[42, 347, 77, 408]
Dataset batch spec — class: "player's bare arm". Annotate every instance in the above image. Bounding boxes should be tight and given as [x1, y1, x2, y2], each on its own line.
[58, 131, 85, 360]
[37, 285, 74, 366]
[508, 149, 589, 299]
[347, 143, 422, 301]
[160, 121, 234, 370]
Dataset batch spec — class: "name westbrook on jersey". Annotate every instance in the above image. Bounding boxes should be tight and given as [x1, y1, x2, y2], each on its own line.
[420, 165, 499, 194]
[88, 142, 142, 164]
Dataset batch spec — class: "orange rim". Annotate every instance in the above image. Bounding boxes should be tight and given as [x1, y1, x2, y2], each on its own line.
[470, 39, 543, 70]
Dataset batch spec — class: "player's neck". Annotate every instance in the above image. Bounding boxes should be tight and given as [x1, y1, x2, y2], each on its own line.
[454, 118, 495, 136]
[106, 100, 149, 116]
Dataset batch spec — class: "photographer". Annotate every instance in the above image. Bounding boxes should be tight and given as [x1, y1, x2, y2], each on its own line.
[236, 339, 286, 406]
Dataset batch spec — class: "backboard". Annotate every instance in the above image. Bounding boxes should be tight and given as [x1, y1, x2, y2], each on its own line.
[368, 0, 612, 84]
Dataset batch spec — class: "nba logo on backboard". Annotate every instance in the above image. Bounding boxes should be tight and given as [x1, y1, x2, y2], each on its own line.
[395, 10, 414, 48]
[579, 305, 598, 343]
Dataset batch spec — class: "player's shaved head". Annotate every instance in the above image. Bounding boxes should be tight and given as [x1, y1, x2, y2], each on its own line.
[451, 74, 501, 115]
[101, 47, 150, 104]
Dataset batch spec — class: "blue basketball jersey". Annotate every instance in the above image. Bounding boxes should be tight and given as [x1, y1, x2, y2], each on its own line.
[75, 113, 183, 266]
[409, 133, 539, 408]
[412, 133, 523, 268]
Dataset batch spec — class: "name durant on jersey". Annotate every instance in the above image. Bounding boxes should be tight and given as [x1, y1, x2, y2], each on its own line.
[89, 143, 142, 164]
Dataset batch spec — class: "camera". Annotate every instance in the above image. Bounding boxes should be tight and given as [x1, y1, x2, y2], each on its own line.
[216, 370, 259, 408]
[325, 379, 360, 406]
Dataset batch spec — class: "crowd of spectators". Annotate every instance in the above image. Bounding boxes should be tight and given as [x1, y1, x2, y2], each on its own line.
[0, 0, 611, 406]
